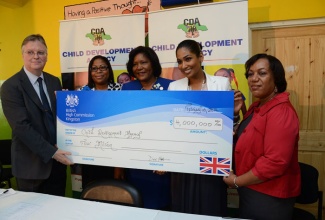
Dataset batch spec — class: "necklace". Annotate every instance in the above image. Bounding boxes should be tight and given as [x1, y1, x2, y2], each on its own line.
[141, 77, 158, 90]
[188, 74, 207, 91]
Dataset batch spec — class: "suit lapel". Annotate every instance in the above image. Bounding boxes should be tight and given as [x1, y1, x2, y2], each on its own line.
[19, 70, 44, 111]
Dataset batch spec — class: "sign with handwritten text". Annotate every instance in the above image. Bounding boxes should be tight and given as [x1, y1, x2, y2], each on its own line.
[64, 0, 161, 20]
[57, 91, 234, 176]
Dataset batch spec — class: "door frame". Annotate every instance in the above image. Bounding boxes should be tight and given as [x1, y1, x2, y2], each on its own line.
[248, 17, 325, 54]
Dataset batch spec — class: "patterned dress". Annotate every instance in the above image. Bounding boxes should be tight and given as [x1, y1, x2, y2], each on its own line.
[77, 82, 121, 188]
[78, 83, 121, 91]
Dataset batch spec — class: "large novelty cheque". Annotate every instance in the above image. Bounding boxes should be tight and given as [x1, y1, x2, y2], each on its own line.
[57, 91, 234, 176]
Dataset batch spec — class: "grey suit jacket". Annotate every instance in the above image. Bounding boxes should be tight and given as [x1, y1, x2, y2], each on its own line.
[168, 72, 231, 91]
[0, 68, 62, 179]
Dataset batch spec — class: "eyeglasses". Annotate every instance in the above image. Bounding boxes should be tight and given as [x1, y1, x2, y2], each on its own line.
[24, 51, 47, 57]
[91, 66, 108, 72]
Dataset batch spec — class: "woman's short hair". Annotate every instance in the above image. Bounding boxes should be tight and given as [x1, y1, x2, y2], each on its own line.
[88, 55, 114, 88]
[126, 46, 162, 78]
[245, 53, 287, 93]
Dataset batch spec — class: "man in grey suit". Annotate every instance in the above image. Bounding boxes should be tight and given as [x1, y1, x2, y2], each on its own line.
[0, 34, 73, 196]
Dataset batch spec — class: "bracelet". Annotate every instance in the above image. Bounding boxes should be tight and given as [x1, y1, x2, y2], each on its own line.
[233, 176, 239, 188]
[233, 115, 240, 124]
[233, 121, 240, 126]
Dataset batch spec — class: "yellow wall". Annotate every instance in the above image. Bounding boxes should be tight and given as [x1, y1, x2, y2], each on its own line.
[1, 0, 325, 80]
[0, 0, 95, 80]
[0, 0, 96, 139]
[247, 0, 325, 23]
[215, 0, 325, 23]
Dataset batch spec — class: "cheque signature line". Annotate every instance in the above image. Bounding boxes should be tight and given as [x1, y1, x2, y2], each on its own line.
[131, 159, 183, 165]
[121, 147, 180, 153]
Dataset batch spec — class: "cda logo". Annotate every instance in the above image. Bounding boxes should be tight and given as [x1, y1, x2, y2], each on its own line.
[177, 18, 208, 38]
[86, 28, 112, 46]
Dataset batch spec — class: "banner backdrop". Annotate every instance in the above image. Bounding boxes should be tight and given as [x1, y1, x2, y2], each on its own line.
[59, 0, 249, 200]
[59, 1, 249, 94]
[148, 0, 248, 68]
[59, 13, 145, 73]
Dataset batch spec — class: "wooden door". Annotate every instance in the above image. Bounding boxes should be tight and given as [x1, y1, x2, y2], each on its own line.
[251, 24, 325, 217]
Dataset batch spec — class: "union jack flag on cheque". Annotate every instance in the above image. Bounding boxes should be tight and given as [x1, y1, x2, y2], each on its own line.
[200, 157, 231, 175]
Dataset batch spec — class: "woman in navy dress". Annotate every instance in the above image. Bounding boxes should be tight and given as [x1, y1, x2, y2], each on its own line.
[121, 46, 173, 209]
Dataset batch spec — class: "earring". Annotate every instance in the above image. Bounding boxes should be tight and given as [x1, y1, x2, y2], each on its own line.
[274, 86, 278, 93]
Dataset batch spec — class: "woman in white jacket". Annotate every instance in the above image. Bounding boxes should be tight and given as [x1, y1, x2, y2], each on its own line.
[168, 39, 243, 217]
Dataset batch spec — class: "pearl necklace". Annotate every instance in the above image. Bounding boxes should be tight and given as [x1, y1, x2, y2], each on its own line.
[187, 74, 207, 91]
